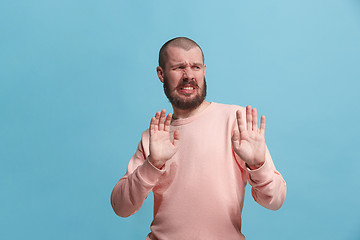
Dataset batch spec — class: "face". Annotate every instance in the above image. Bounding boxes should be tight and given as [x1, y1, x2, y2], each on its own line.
[157, 46, 207, 110]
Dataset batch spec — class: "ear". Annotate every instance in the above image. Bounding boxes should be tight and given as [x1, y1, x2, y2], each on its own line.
[157, 66, 164, 83]
[203, 64, 207, 75]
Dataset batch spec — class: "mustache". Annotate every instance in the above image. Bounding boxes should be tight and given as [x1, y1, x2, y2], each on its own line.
[176, 80, 199, 88]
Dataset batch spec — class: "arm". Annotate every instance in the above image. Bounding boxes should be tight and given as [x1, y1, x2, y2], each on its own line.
[111, 109, 179, 217]
[245, 145, 286, 210]
[232, 106, 286, 210]
[110, 139, 165, 217]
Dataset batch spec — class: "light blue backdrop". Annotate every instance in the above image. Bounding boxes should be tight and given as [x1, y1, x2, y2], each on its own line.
[1, 0, 359, 239]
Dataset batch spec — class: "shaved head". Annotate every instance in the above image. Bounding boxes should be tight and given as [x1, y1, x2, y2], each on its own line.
[159, 37, 204, 69]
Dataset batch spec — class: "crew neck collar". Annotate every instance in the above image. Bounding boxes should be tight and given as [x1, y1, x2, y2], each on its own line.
[171, 102, 216, 126]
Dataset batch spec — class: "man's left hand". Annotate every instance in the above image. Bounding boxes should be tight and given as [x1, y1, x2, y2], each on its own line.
[232, 106, 266, 170]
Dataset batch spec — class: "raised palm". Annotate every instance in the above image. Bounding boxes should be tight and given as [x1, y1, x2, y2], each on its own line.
[149, 109, 179, 169]
[232, 106, 266, 169]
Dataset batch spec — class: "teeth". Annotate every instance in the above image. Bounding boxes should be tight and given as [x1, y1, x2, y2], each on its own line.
[183, 87, 193, 90]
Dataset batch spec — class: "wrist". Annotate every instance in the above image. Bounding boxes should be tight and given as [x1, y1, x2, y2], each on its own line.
[246, 161, 265, 170]
[148, 155, 165, 170]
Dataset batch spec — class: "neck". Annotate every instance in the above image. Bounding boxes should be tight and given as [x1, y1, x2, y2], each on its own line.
[172, 100, 210, 120]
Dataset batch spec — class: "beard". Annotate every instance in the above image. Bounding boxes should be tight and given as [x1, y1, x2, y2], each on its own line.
[163, 76, 207, 110]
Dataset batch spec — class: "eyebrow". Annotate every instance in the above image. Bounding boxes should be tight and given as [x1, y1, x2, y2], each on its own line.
[170, 62, 203, 68]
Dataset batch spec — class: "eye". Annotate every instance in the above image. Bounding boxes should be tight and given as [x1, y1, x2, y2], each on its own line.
[192, 65, 201, 70]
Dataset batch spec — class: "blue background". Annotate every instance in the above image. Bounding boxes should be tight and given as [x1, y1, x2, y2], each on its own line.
[1, 0, 359, 239]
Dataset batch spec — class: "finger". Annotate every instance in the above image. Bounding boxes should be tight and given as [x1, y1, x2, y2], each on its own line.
[150, 117, 157, 136]
[246, 105, 252, 131]
[260, 115, 266, 135]
[252, 108, 258, 131]
[158, 109, 166, 131]
[236, 110, 246, 135]
[153, 111, 160, 131]
[164, 113, 172, 132]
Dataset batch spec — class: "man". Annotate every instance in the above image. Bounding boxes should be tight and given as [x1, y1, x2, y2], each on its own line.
[111, 37, 286, 240]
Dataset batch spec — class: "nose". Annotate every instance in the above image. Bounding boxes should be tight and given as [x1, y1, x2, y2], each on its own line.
[183, 67, 195, 80]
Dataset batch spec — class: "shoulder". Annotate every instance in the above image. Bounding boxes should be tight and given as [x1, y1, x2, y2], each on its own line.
[203, 103, 247, 136]
[210, 102, 246, 129]
[212, 102, 246, 115]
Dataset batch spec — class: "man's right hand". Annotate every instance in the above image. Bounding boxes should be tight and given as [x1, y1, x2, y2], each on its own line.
[148, 109, 179, 169]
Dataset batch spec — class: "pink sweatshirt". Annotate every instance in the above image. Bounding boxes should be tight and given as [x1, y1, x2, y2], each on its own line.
[111, 102, 286, 240]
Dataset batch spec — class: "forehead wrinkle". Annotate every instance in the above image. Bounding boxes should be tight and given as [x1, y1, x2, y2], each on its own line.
[170, 61, 203, 67]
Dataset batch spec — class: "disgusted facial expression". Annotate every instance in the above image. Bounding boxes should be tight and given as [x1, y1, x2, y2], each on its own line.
[157, 46, 207, 110]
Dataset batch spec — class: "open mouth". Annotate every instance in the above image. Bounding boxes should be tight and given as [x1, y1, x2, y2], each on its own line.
[181, 86, 195, 90]
[178, 85, 196, 94]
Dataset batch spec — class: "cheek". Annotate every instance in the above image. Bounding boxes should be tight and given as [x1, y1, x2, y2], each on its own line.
[166, 78, 180, 89]
[168, 73, 182, 84]
[196, 74, 205, 84]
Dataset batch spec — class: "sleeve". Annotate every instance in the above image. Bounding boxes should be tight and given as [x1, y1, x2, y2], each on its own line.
[110, 130, 165, 217]
[244, 145, 287, 211]
[230, 105, 286, 211]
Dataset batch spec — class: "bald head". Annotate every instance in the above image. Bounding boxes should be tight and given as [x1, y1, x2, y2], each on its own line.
[159, 37, 204, 69]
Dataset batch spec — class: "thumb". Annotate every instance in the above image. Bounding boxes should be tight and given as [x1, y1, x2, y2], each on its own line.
[173, 129, 180, 146]
[232, 129, 239, 141]
[232, 130, 240, 148]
